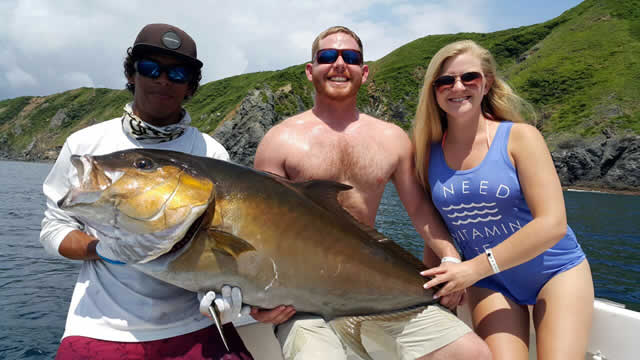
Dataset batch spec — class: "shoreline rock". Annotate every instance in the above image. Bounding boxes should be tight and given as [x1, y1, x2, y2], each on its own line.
[3, 89, 639, 195]
[211, 88, 282, 167]
[553, 135, 640, 193]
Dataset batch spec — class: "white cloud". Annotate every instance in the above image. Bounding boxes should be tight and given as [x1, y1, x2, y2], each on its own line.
[6, 67, 38, 88]
[392, 2, 489, 36]
[62, 72, 94, 90]
[0, 0, 576, 101]
[8, 0, 126, 55]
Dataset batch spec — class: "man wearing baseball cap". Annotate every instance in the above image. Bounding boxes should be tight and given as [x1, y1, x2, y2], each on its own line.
[41, 23, 253, 359]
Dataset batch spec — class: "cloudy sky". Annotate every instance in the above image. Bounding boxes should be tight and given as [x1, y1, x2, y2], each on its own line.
[0, 0, 582, 101]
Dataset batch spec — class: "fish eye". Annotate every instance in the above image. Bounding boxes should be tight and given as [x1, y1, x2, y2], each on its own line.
[133, 158, 154, 170]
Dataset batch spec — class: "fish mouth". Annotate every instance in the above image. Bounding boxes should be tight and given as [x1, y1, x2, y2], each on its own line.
[58, 155, 119, 208]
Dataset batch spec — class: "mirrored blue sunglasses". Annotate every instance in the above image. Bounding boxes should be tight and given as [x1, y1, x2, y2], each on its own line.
[135, 59, 193, 84]
[315, 48, 363, 65]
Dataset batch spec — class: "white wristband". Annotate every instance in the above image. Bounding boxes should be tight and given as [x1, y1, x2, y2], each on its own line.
[485, 248, 500, 274]
[440, 256, 461, 264]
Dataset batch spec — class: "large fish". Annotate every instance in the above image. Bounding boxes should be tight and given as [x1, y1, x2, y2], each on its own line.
[58, 148, 439, 359]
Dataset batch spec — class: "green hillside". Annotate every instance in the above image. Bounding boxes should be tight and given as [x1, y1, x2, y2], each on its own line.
[362, 0, 640, 143]
[1, 0, 638, 157]
[184, 64, 315, 133]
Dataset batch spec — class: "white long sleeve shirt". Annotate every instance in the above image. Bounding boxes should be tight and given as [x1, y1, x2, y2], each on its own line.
[40, 115, 229, 342]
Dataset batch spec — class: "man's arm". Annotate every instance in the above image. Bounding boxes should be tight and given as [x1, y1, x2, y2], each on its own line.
[250, 124, 297, 324]
[58, 230, 100, 260]
[390, 129, 465, 308]
[41, 141, 99, 261]
[253, 124, 288, 176]
[390, 130, 459, 262]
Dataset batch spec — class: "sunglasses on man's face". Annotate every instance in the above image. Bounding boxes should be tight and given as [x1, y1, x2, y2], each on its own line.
[135, 59, 193, 84]
[315, 48, 363, 66]
[433, 71, 483, 91]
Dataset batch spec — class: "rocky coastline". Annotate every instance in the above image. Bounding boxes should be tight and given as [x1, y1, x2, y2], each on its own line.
[2, 89, 639, 195]
[553, 135, 640, 194]
[212, 89, 640, 195]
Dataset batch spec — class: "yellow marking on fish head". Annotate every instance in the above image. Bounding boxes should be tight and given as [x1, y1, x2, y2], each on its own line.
[103, 165, 214, 233]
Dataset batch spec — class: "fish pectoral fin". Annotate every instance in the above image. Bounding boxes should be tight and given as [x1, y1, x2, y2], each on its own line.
[207, 230, 256, 258]
[329, 306, 428, 360]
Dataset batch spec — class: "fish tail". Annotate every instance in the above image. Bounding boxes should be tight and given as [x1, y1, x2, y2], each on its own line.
[328, 316, 372, 360]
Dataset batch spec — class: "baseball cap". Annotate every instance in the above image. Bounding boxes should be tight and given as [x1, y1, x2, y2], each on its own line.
[131, 23, 203, 69]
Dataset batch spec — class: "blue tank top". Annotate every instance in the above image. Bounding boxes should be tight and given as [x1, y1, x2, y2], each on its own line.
[428, 121, 585, 304]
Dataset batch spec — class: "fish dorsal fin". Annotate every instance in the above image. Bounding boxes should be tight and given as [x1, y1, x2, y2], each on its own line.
[257, 173, 358, 229]
[295, 180, 386, 241]
[296, 179, 352, 215]
[295, 180, 425, 270]
[207, 229, 256, 258]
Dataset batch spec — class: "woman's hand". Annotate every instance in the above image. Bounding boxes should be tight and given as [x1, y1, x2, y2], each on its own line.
[421, 261, 480, 299]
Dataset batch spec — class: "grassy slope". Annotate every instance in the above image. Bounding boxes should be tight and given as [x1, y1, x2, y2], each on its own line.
[0, 0, 638, 154]
[186, 64, 314, 133]
[360, 18, 567, 129]
[507, 0, 640, 143]
[364, 0, 640, 142]
[0, 88, 132, 150]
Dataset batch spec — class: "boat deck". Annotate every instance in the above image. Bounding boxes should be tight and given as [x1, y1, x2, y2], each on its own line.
[234, 299, 640, 360]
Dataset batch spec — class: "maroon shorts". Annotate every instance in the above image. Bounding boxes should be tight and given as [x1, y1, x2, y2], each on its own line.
[55, 323, 253, 360]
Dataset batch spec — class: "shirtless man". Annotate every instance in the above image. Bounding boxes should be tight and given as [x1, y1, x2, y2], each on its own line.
[252, 26, 491, 360]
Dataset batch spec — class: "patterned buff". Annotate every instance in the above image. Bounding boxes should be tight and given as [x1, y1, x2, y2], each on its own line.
[121, 103, 191, 144]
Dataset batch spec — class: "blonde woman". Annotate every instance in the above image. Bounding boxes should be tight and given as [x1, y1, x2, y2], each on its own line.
[415, 40, 594, 360]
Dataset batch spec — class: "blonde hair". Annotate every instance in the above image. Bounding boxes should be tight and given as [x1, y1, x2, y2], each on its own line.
[412, 40, 535, 189]
[311, 26, 363, 62]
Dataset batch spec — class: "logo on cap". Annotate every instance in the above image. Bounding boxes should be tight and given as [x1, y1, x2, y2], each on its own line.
[161, 31, 182, 50]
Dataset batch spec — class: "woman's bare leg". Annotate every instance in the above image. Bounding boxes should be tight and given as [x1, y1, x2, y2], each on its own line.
[467, 286, 530, 360]
[533, 259, 594, 360]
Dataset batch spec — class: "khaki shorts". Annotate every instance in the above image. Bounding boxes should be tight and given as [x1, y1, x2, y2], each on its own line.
[276, 305, 471, 360]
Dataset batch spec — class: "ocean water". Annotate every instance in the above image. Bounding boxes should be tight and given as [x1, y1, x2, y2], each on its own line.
[0, 160, 638, 359]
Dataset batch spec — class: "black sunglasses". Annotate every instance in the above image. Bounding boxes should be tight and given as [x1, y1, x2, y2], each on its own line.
[315, 48, 363, 65]
[135, 59, 193, 84]
[433, 71, 483, 91]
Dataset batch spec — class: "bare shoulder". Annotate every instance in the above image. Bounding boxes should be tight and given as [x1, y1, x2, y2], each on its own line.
[255, 110, 316, 171]
[360, 114, 410, 140]
[360, 113, 401, 129]
[260, 111, 312, 143]
[349, 115, 412, 171]
[510, 122, 545, 147]
[509, 122, 551, 165]
[279, 110, 314, 128]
